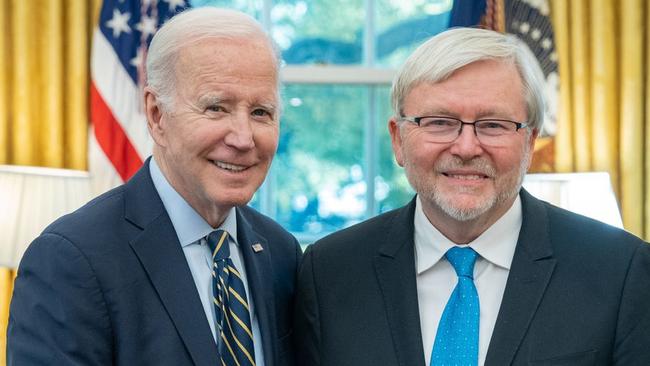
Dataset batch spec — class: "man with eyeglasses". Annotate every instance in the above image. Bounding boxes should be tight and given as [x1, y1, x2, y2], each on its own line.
[294, 27, 650, 366]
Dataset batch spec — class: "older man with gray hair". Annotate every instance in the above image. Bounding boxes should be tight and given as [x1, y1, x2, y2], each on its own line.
[294, 27, 650, 366]
[8, 8, 301, 366]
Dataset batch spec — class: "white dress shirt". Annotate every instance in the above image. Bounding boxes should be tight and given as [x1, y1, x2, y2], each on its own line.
[149, 158, 265, 366]
[414, 195, 522, 366]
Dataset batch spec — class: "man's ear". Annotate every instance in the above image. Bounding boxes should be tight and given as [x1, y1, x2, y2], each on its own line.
[144, 87, 167, 147]
[388, 117, 405, 167]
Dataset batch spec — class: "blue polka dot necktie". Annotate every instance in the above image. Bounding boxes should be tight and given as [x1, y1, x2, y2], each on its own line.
[207, 230, 256, 366]
[430, 246, 479, 366]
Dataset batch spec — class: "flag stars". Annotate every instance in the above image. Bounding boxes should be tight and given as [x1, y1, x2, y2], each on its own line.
[526, 0, 550, 16]
[130, 46, 144, 68]
[136, 15, 158, 38]
[531, 28, 541, 40]
[519, 22, 530, 34]
[106, 9, 132, 38]
[541, 38, 553, 50]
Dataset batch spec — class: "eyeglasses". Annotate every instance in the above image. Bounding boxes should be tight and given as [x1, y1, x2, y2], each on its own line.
[399, 115, 529, 147]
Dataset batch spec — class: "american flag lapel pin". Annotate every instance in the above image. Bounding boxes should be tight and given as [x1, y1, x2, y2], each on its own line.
[251, 243, 264, 253]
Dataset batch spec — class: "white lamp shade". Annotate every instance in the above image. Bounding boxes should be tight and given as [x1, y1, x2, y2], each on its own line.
[0, 165, 93, 268]
[523, 172, 623, 229]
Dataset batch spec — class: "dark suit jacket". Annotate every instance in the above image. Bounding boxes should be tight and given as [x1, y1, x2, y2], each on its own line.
[294, 190, 650, 365]
[7, 160, 302, 366]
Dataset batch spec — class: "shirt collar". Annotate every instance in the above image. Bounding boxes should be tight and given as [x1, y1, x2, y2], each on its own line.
[414, 194, 522, 274]
[149, 157, 239, 247]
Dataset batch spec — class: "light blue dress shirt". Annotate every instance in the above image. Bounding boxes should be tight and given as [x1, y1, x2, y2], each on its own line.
[149, 158, 265, 366]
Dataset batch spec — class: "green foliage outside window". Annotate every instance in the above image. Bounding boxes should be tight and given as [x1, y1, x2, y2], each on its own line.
[190, 0, 452, 240]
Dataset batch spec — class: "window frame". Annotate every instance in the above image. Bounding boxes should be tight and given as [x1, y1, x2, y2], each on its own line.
[255, 0, 425, 242]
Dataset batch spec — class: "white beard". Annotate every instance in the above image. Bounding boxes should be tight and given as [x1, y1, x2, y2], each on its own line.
[404, 143, 531, 222]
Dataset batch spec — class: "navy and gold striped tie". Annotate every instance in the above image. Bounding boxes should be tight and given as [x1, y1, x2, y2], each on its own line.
[207, 230, 256, 366]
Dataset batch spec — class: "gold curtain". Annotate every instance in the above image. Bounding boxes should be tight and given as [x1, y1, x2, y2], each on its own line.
[0, 0, 102, 363]
[552, 0, 650, 239]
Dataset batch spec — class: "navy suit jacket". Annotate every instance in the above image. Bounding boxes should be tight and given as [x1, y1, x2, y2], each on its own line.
[294, 190, 650, 365]
[8, 160, 302, 366]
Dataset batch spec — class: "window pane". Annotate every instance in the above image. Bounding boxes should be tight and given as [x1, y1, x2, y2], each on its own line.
[272, 0, 365, 65]
[248, 190, 261, 210]
[376, 0, 453, 67]
[274, 85, 367, 240]
[190, 0, 262, 18]
[375, 86, 414, 212]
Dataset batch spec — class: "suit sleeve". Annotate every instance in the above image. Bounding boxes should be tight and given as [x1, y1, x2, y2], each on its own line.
[7, 233, 112, 365]
[613, 243, 650, 365]
[293, 245, 321, 366]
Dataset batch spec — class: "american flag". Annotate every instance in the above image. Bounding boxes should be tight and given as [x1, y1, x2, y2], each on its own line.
[504, 0, 558, 136]
[89, 0, 188, 195]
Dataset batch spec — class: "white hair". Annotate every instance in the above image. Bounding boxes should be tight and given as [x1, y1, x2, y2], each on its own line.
[146, 7, 280, 109]
[391, 27, 546, 131]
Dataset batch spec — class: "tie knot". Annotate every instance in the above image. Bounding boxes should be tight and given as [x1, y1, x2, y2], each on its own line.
[445, 246, 477, 278]
[207, 230, 230, 261]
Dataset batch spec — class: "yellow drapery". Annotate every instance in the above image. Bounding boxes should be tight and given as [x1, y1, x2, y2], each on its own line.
[552, 0, 650, 238]
[0, 0, 101, 363]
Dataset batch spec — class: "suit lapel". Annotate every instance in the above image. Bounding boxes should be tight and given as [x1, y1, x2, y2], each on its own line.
[236, 209, 277, 366]
[124, 160, 218, 366]
[373, 199, 426, 366]
[485, 190, 556, 365]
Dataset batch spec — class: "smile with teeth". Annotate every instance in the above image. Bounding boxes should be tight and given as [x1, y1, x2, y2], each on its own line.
[213, 160, 248, 172]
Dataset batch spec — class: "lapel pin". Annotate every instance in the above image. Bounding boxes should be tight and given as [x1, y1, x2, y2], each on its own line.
[251, 243, 264, 253]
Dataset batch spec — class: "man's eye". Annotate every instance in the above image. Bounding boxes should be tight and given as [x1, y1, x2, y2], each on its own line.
[423, 118, 456, 127]
[207, 105, 225, 112]
[252, 109, 271, 117]
[479, 121, 509, 130]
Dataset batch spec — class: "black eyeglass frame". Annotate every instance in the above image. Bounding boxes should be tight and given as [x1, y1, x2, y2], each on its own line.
[399, 115, 530, 136]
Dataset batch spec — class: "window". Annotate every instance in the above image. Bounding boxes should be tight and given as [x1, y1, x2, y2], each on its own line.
[193, 0, 453, 242]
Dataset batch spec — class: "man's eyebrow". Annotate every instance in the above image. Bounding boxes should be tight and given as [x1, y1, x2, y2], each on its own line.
[257, 101, 278, 111]
[410, 108, 455, 116]
[473, 108, 515, 119]
[417, 108, 517, 119]
[197, 94, 226, 106]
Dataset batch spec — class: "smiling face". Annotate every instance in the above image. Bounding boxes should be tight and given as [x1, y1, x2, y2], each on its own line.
[389, 59, 537, 236]
[145, 36, 279, 227]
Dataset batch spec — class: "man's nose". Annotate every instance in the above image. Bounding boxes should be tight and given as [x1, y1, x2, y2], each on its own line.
[224, 112, 255, 150]
[448, 123, 484, 158]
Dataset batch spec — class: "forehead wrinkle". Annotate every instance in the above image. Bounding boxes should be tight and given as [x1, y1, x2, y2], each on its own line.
[174, 62, 257, 96]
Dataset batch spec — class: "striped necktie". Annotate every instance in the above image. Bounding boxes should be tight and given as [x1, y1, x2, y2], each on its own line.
[430, 246, 480, 366]
[207, 230, 256, 366]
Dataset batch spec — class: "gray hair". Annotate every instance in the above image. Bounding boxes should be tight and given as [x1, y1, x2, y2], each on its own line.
[391, 27, 546, 131]
[146, 7, 280, 109]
